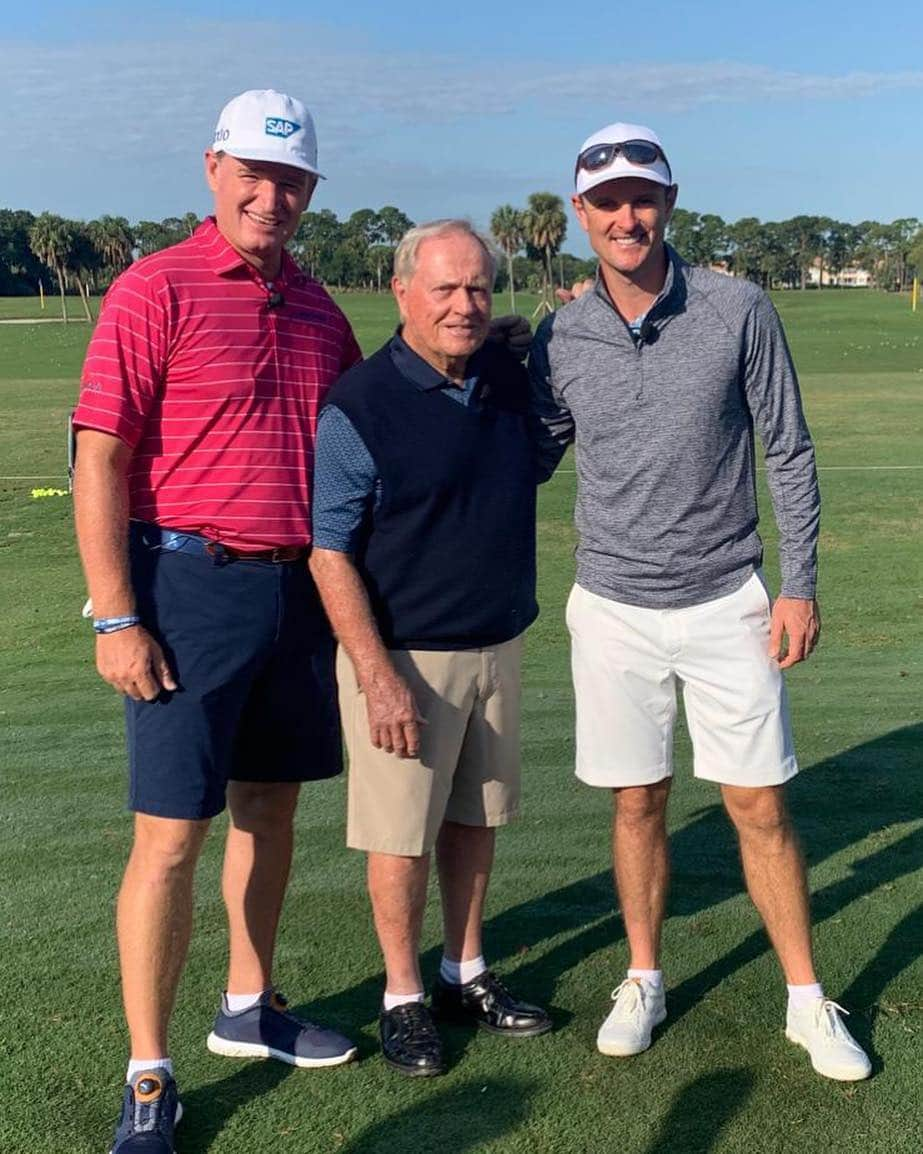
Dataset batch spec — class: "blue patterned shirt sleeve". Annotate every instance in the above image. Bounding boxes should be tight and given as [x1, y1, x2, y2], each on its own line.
[312, 405, 379, 553]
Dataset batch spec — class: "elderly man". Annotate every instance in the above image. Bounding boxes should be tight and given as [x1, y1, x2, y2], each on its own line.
[310, 219, 552, 1076]
[530, 122, 871, 1081]
[74, 90, 360, 1153]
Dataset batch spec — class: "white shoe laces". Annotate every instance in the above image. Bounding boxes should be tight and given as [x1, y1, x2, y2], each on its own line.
[609, 979, 647, 1021]
[811, 999, 855, 1042]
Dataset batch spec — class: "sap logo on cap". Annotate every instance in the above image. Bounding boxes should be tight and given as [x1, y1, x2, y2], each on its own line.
[266, 118, 300, 138]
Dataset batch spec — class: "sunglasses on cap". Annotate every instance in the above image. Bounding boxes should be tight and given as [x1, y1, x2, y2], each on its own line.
[575, 140, 672, 183]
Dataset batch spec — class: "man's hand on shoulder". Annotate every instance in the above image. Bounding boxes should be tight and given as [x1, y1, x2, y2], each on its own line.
[487, 314, 532, 360]
[555, 278, 595, 305]
[96, 627, 177, 701]
[362, 667, 425, 759]
[769, 597, 821, 670]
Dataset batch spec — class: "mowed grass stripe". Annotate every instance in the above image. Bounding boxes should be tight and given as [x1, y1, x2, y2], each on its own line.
[1, 291, 921, 1154]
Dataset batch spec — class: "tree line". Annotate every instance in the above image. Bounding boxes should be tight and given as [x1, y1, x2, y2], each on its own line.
[667, 210, 923, 292]
[2, 200, 921, 323]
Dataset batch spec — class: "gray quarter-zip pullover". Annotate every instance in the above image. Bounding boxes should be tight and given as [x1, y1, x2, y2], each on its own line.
[529, 247, 820, 608]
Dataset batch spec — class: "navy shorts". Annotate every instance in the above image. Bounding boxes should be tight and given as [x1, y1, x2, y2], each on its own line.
[125, 522, 342, 820]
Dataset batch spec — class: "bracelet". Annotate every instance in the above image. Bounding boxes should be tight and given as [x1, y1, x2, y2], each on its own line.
[93, 615, 142, 634]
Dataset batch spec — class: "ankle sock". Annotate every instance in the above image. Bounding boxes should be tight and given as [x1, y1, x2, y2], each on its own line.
[127, 1057, 173, 1083]
[383, 990, 425, 1011]
[440, 954, 487, 985]
[787, 982, 824, 1010]
[225, 990, 265, 1013]
[627, 968, 663, 989]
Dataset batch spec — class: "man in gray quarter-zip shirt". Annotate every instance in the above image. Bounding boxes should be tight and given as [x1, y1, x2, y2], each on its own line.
[529, 121, 871, 1082]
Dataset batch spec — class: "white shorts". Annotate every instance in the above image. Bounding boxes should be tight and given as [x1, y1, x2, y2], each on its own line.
[566, 574, 798, 789]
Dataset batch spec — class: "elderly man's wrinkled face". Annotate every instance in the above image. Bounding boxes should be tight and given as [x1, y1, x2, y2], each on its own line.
[205, 150, 315, 276]
[392, 232, 493, 376]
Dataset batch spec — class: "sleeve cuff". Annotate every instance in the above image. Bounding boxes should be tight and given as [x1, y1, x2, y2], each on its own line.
[311, 535, 356, 554]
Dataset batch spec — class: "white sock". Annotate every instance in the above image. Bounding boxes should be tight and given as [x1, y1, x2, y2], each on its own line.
[127, 1057, 173, 1083]
[440, 954, 487, 985]
[627, 968, 663, 989]
[225, 990, 265, 1013]
[383, 990, 425, 1011]
[787, 982, 825, 1010]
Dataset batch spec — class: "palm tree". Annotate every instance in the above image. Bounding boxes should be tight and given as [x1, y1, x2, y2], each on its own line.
[523, 193, 567, 315]
[66, 226, 101, 321]
[29, 213, 74, 323]
[491, 205, 526, 312]
[89, 215, 134, 282]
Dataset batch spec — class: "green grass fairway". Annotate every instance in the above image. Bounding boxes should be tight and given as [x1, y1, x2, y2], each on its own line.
[1, 289, 921, 1154]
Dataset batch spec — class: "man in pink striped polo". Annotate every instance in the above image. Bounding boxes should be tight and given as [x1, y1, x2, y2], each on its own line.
[74, 90, 359, 1154]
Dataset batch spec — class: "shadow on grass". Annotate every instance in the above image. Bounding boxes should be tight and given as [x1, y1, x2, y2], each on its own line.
[289, 875, 620, 1040]
[170, 724, 918, 1147]
[840, 899, 923, 1016]
[661, 723, 923, 1065]
[177, 1070, 534, 1154]
[341, 1076, 536, 1154]
[640, 1068, 756, 1154]
[178, 1062, 291, 1152]
[297, 723, 922, 1054]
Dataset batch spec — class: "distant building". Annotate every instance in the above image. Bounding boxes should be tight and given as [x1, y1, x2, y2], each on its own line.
[807, 258, 872, 287]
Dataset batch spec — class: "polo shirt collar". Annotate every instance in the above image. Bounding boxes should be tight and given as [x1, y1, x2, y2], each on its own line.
[389, 330, 485, 391]
[593, 242, 682, 319]
[195, 216, 308, 287]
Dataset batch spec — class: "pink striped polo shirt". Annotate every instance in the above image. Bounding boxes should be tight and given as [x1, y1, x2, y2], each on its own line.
[75, 217, 362, 549]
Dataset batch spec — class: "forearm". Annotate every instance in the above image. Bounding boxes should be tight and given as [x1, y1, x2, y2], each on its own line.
[73, 431, 135, 616]
[309, 548, 396, 689]
[744, 296, 819, 598]
[311, 547, 422, 757]
[528, 333, 574, 482]
[533, 424, 572, 484]
[764, 448, 820, 598]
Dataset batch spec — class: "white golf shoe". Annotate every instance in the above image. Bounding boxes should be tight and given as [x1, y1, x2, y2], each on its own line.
[597, 978, 666, 1057]
[785, 999, 871, 1081]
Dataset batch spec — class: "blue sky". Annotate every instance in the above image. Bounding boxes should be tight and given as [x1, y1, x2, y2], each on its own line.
[2, 2, 922, 256]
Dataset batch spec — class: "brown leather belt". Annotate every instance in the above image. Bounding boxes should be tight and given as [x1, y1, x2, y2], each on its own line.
[205, 542, 310, 564]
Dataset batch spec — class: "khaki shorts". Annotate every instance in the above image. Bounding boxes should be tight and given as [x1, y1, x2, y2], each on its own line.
[337, 636, 523, 855]
[567, 573, 798, 788]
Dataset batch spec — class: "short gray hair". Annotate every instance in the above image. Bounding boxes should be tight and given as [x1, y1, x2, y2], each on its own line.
[393, 219, 498, 286]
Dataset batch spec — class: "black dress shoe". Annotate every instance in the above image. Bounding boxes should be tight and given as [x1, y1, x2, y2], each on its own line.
[379, 1002, 445, 1076]
[432, 970, 552, 1037]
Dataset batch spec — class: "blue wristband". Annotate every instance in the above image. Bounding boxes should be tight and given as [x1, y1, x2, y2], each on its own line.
[93, 615, 142, 634]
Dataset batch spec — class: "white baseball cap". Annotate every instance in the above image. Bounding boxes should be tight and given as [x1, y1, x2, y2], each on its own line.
[574, 122, 672, 194]
[211, 89, 325, 178]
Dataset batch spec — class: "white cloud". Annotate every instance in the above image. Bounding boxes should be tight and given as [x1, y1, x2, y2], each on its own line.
[4, 22, 923, 156]
[2, 19, 921, 221]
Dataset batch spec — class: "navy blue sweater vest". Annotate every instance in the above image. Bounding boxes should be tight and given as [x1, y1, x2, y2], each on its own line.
[326, 342, 538, 650]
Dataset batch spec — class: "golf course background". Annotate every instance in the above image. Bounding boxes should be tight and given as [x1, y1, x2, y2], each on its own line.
[1, 289, 920, 1153]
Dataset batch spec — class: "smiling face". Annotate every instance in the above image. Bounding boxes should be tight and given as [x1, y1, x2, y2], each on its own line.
[205, 150, 315, 277]
[572, 176, 677, 295]
[391, 230, 493, 379]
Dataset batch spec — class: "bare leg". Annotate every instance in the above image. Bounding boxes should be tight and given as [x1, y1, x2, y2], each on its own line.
[436, 821, 495, 962]
[721, 783, 816, 985]
[118, 814, 210, 1058]
[222, 781, 301, 995]
[367, 851, 430, 993]
[612, 779, 672, 969]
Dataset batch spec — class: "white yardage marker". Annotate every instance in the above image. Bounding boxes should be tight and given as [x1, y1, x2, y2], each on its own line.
[547, 466, 923, 476]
